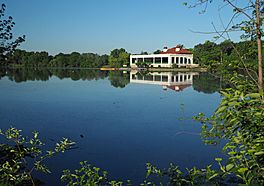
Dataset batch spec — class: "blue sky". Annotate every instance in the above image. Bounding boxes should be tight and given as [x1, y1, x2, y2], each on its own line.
[3, 0, 242, 55]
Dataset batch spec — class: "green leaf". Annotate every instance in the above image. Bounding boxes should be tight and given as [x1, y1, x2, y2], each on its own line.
[246, 93, 261, 98]
[228, 101, 239, 107]
[254, 151, 264, 156]
[208, 173, 218, 180]
[238, 168, 248, 173]
[215, 106, 227, 115]
[226, 164, 234, 171]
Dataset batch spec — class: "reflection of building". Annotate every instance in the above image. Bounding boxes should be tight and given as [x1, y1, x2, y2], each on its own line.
[130, 45, 197, 68]
[130, 71, 199, 92]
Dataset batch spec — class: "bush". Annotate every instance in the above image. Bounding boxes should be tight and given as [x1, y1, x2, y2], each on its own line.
[0, 127, 75, 185]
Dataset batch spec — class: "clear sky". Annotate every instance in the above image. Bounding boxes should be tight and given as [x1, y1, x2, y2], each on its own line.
[2, 0, 242, 55]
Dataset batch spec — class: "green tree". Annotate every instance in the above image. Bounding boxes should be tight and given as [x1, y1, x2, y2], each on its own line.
[108, 48, 130, 67]
[68, 52, 81, 67]
[185, 0, 263, 92]
[49, 53, 70, 67]
[0, 4, 25, 63]
[153, 49, 161, 54]
[193, 40, 221, 68]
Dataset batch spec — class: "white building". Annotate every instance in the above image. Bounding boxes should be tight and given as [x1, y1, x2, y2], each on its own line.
[130, 45, 197, 68]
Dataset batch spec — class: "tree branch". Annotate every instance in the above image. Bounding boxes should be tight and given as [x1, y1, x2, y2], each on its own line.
[225, 0, 254, 21]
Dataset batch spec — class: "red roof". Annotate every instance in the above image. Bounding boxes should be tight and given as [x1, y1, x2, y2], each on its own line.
[166, 84, 192, 92]
[160, 46, 192, 54]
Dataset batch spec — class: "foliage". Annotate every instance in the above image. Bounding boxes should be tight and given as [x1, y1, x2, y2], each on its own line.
[0, 4, 25, 63]
[193, 40, 221, 67]
[145, 163, 224, 185]
[108, 48, 130, 68]
[8, 50, 51, 67]
[193, 40, 260, 71]
[194, 76, 264, 185]
[61, 161, 131, 186]
[5, 49, 109, 68]
[153, 50, 161, 54]
[0, 127, 75, 186]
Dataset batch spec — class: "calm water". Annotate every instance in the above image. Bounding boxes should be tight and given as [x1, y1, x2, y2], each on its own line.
[0, 68, 223, 185]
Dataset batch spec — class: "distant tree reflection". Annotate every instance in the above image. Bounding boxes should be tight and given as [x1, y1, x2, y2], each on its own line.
[193, 73, 221, 94]
[108, 71, 130, 88]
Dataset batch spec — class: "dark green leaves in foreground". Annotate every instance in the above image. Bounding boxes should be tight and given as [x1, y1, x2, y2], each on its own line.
[61, 161, 132, 186]
[194, 77, 264, 185]
[0, 127, 75, 186]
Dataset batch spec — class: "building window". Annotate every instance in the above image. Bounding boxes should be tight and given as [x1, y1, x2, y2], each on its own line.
[180, 57, 183, 64]
[145, 75, 154, 81]
[162, 57, 168, 64]
[162, 76, 168, 82]
[138, 58, 143, 62]
[137, 74, 143, 80]
[171, 76, 174, 82]
[155, 57, 161, 64]
[184, 58, 187, 64]
[171, 57, 175, 64]
[145, 58, 153, 63]
[176, 57, 179, 64]
[154, 75, 161, 81]
[188, 59, 191, 64]
[132, 74, 136, 80]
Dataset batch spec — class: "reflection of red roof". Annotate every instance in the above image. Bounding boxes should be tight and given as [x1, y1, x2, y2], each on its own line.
[166, 84, 192, 92]
[160, 46, 192, 54]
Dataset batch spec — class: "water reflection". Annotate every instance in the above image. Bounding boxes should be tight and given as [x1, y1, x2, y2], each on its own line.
[0, 68, 221, 94]
[193, 73, 221, 94]
[0, 67, 223, 185]
[130, 71, 199, 92]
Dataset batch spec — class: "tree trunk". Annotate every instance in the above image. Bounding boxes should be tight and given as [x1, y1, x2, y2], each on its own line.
[256, 0, 263, 93]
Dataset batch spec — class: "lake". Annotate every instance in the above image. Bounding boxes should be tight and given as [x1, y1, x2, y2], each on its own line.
[0, 68, 224, 185]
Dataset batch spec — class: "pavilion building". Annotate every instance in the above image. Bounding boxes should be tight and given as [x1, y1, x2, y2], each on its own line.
[130, 45, 197, 68]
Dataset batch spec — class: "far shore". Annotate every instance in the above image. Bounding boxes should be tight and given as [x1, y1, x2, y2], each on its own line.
[1, 65, 208, 72]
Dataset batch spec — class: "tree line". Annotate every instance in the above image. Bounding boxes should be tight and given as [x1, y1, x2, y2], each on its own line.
[1, 48, 131, 68]
[193, 40, 261, 70]
[2, 39, 262, 70]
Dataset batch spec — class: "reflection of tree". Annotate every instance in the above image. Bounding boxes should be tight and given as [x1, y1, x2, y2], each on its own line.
[6, 68, 51, 83]
[108, 71, 130, 88]
[50, 69, 108, 81]
[2, 68, 108, 83]
[0, 68, 6, 79]
[193, 73, 220, 94]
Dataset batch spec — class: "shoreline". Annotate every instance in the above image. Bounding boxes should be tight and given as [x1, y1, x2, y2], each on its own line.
[0, 66, 208, 72]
